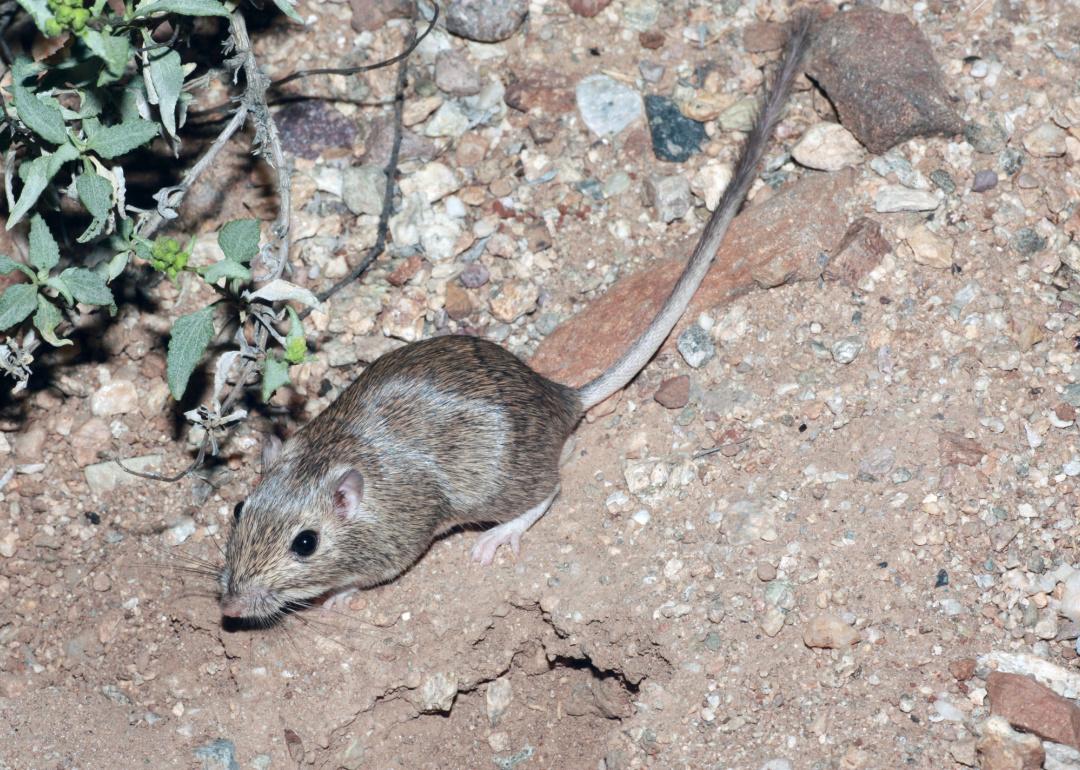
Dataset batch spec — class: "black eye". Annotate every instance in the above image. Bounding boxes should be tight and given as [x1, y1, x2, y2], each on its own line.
[233, 501, 244, 520]
[290, 530, 319, 557]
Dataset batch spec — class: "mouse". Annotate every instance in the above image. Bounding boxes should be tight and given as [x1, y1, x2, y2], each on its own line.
[218, 12, 815, 621]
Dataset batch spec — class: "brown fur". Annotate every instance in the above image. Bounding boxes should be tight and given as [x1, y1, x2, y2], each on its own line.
[220, 15, 816, 620]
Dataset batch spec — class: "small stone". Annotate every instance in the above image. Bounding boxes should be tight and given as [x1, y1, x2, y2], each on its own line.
[823, 217, 891, 285]
[166, 516, 196, 546]
[638, 29, 664, 49]
[194, 739, 240, 770]
[743, 21, 787, 52]
[901, 224, 954, 269]
[805, 7, 963, 153]
[380, 288, 427, 341]
[424, 101, 470, 138]
[874, 186, 940, 213]
[459, 262, 490, 288]
[91, 380, 138, 417]
[676, 325, 715, 369]
[13, 424, 45, 461]
[654, 375, 690, 409]
[84, 455, 162, 496]
[1023, 122, 1067, 158]
[575, 74, 643, 137]
[284, 729, 304, 764]
[929, 169, 956, 194]
[0, 531, 17, 558]
[1011, 228, 1046, 256]
[718, 98, 757, 132]
[489, 280, 539, 323]
[486, 678, 513, 726]
[387, 255, 423, 287]
[977, 716, 1045, 770]
[434, 50, 481, 97]
[342, 165, 385, 216]
[415, 672, 459, 713]
[979, 339, 1021, 371]
[830, 336, 862, 364]
[644, 174, 691, 223]
[644, 95, 706, 162]
[690, 162, 732, 212]
[445, 0, 527, 43]
[803, 615, 860, 648]
[858, 446, 895, 479]
[939, 432, 985, 467]
[726, 500, 775, 546]
[950, 658, 976, 681]
[791, 123, 865, 171]
[399, 161, 461, 204]
[276, 101, 357, 160]
[964, 122, 1007, 154]
[567, 0, 611, 17]
[971, 169, 998, 192]
[488, 732, 510, 752]
[998, 147, 1024, 175]
[760, 607, 785, 637]
[444, 283, 473, 321]
[987, 672, 1080, 749]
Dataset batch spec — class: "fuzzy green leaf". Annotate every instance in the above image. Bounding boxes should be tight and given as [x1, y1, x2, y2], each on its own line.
[44, 275, 73, 306]
[33, 295, 71, 347]
[59, 267, 114, 306]
[28, 215, 60, 273]
[133, 0, 230, 18]
[76, 172, 114, 243]
[148, 49, 184, 139]
[105, 251, 129, 281]
[202, 259, 252, 285]
[81, 29, 132, 84]
[270, 0, 303, 22]
[13, 83, 68, 145]
[84, 119, 159, 159]
[0, 284, 39, 331]
[7, 144, 80, 228]
[217, 219, 261, 264]
[261, 355, 291, 402]
[0, 255, 34, 279]
[167, 305, 215, 400]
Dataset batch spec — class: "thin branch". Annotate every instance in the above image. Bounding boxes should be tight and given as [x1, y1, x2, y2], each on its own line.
[271, 4, 437, 88]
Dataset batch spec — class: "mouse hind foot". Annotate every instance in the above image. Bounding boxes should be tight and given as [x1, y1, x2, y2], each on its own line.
[470, 487, 559, 566]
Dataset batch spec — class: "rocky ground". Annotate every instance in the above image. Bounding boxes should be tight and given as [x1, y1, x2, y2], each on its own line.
[3, 0, 1080, 768]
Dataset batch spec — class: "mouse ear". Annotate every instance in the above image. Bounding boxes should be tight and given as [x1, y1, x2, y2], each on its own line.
[261, 435, 283, 473]
[333, 469, 367, 521]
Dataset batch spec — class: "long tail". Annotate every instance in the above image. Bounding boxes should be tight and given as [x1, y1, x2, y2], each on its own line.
[575, 11, 815, 411]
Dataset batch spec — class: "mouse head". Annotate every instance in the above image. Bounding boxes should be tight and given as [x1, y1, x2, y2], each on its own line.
[218, 437, 384, 622]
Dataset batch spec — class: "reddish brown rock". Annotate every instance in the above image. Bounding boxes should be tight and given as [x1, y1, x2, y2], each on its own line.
[977, 716, 1045, 770]
[387, 255, 424, 287]
[806, 7, 963, 154]
[988, 671, 1080, 749]
[567, 0, 611, 17]
[949, 658, 976, 681]
[505, 70, 576, 115]
[530, 169, 855, 385]
[444, 284, 473, 321]
[742, 21, 787, 52]
[823, 217, 891, 285]
[654, 375, 690, 409]
[939, 432, 986, 467]
[638, 29, 665, 49]
[349, 0, 412, 32]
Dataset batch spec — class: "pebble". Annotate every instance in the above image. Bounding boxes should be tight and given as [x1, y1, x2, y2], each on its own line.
[575, 74, 643, 137]
[759, 761, 793, 770]
[901, 224, 954, 269]
[760, 607, 785, 637]
[988, 671, 1080, 748]
[13, 424, 45, 461]
[644, 174, 691, 223]
[276, 101, 357, 159]
[1023, 122, 1067, 158]
[444, 0, 527, 43]
[964, 122, 1007, 154]
[830, 336, 862, 364]
[999, 147, 1024, 175]
[342, 165, 385, 216]
[489, 280, 539, 323]
[676, 325, 715, 369]
[756, 562, 777, 582]
[1060, 572, 1080, 624]
[459, 262, 490, 288]
[717, 98, 756, 132]
[486, 678, 512, 726]
[971, 169, 998, 192]
[91, 380, 138, 417]
[726, 500, 776, 546]
[654, 375, 690, 409]
[644, 95, 705, 162]
[791, 123, 865, 171]
[399, 161, 461, 204]
[874, 186, 940, 213]
[193, 739, 240, 770]
[414, 672, 459, 713]
[424, 101, 470, 138]
[166, 516, 196, 546]
[690, 162, 732, 212]
[1011, 228, 1046, 256]
[568, 0, 612, 16]
[977, 716, 1045, 770]
[929, 169, 956, 194]
[803, 615, 860, 648]
[84, 455, 161, 496]
[0, 531, 17, 558]
[434, 50, 481, 97]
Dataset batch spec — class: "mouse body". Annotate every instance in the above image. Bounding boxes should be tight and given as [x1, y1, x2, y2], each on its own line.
[220, 12, 816, 621]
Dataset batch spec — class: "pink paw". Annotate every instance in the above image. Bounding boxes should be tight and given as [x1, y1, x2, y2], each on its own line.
[470, 524, 522, 566]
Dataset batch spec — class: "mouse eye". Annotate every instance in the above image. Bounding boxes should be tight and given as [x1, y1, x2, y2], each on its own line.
[290, 530, 319, 557]
[233, 501, 244, 520]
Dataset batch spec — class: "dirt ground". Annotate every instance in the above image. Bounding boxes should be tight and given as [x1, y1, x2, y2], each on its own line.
[3, 0, 1080, 768]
